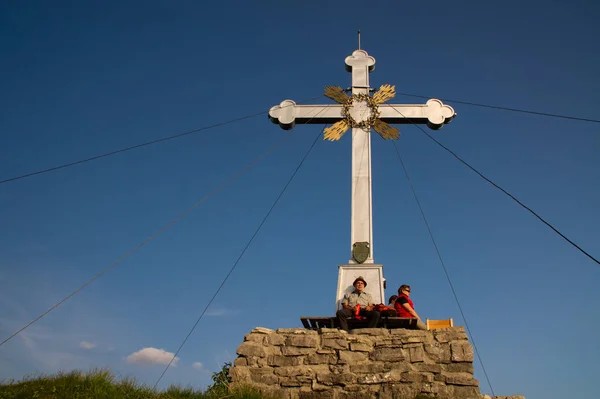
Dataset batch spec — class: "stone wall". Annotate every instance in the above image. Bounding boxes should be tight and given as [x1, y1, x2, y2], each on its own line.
[229, 326, 486, 399]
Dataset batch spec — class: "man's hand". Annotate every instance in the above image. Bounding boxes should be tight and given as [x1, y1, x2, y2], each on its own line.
[365, 305, 374, 311]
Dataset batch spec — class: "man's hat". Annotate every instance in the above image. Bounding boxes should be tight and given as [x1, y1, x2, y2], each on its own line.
[353, 276, 367, 287]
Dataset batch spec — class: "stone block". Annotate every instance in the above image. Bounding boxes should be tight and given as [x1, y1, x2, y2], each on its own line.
[319, 328, 347, 338]
[249, 368, 278, 385]
[311, 364, 332, 375]
[350, 328, 390, 336]
[279, 376, 313, 387]
[451, 341, 474, 362]
[414, 363, 442, 373]
[246, 357, 259, 366]
[385, 361, 414, 372]
[273, 366, 315, 378]
[373, 339, 395, 347]
[446, 385, 482, 399]
[369, 347, 405, 362]
[316, 372, 356, 386]
[389, 329, 430, 343]
[237, 342, 268, 358]
[434, 327, 468, 343]
[442, 363, 474, 373]
[311, 379, 332, 392]
[283, 388, 300, 399]
[400, 371, 423, 383]
[268, 355, 304, 367]
[385, 382, 420, 398]
[338, 350, 368, 363]
[443, 371, 479, 386]
[408, 345, 425, 362]
[424, 342, 451, 363]
[342, 383, 375, 392]
[244, 333, 265, 344]
[350, 362, 386, 374]
[258, 357, 269, 366]
[337, 390, 376, 399]
[347, 335, 373, 343]
[265, 334, 286, 346]
[349, 342, 372, 351]
[232, 382, 284, 398]
[287, 335, 319, 348]
[233, 358, 247, 367]
[378, 390, 393, 399]
[395, 337, 429, 347]
[282, 346, 316, 356]
[420, 381, 448, 395]
[316, 348, 336, 354]
[357, 370, 402, 384]
[322, 338, 348, 350]
[329, 364, 350, 375]
[299, 390, 335, 399]
[306, 353, 337, 365]
[277, 328, 318, 335]
[252, 326, 275, 334]
[229, 366, 250, 382]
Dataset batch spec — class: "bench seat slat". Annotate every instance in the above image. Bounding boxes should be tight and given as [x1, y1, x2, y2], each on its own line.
[299, 316, 418, 330]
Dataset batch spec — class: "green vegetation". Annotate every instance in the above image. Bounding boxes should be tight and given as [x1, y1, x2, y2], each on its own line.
[0, 366, 279, 399]
[0, 364, 454, 399]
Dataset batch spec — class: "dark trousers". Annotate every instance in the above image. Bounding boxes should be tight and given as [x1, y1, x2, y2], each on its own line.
[336, 308, 381, 331]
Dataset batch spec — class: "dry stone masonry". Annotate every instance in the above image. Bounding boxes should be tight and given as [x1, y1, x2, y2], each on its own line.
[230, 326, 508, 399]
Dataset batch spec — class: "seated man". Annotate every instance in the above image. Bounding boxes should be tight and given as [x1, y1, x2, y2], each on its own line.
[394, 284, 427, 330]
[336, 276, 381, 331]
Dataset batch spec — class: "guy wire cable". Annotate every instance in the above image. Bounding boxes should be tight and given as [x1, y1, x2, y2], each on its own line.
[391, 141, 495, 397]
[395, 92, 600, 124]
[387, 106, 600, 266]
[0, 95, 324, 185]
[153, 122, 328, 388]
[0, 128, 297, 349]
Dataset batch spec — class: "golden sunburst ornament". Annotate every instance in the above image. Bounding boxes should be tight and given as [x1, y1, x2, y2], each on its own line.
[323, 84, 400, 141]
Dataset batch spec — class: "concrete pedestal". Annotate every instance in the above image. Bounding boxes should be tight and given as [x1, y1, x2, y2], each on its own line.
[335, 263, 385, 311]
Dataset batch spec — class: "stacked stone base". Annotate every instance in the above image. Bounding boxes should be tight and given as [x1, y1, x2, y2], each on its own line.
[230, 326, 486, 399]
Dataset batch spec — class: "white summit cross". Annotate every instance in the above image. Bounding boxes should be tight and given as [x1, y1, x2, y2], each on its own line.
[269, 49, 455, 307]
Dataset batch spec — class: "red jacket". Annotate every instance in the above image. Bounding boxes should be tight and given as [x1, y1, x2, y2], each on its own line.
[394, 293, 414, 317]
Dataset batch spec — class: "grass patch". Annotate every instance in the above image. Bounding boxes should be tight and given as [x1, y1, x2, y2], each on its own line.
[0, 369, 278, 399]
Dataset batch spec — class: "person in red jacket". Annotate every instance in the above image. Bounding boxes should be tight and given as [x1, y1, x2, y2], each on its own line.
[394, 284, 427, 330]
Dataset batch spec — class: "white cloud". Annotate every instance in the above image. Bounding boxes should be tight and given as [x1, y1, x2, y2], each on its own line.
[126, 347, 179, 366]
[79, 341, 95, 349]
[192, 361, 207, 372]
[205, 308, 238, 317]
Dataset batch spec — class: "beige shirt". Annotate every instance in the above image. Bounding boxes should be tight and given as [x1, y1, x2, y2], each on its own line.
[342, 291, 374, 307]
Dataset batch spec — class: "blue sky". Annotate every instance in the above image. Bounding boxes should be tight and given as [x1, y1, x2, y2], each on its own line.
[1, 1, 599, 397]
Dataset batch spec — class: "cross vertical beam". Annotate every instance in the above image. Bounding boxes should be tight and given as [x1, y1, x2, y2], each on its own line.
[345, 50, 376, 264]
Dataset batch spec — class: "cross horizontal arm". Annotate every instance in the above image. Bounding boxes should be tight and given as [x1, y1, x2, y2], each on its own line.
[269, 100, 343, 130]
[378, 99, 456, 129]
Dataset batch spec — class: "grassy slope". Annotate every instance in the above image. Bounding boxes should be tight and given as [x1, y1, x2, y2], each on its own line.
[0, 369, 274, 399]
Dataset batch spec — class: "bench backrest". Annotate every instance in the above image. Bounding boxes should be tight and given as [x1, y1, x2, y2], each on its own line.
[426, 318, 454, 330]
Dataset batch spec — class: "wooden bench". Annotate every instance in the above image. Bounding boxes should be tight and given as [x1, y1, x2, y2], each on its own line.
[300, 316, 418, 330]
[426, 318, 454, 330]
[300, 316, 336, 330]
